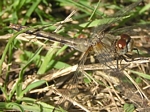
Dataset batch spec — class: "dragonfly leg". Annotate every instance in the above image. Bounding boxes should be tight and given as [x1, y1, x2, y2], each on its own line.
[132, 47, 140, 56]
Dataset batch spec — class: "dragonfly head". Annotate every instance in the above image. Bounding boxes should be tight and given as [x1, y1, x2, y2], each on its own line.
[116, 34, 133, 55]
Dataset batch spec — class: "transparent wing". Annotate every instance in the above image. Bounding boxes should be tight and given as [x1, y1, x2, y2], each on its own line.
[70, 0, 143, 90]
[109, 24, 150, 36]
[93, 0, 143, 37]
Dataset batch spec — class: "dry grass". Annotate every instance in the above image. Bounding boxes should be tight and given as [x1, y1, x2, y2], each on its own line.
[0, 0, 150, 112]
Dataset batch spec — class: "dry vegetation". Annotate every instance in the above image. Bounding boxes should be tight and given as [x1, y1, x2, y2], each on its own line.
[0, 0, 150, 112]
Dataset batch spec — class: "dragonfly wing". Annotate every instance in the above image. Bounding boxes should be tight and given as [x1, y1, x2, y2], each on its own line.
[93, 0, 143, 36]
[93, 41, 148, 108]
[109, 24, 150, 36]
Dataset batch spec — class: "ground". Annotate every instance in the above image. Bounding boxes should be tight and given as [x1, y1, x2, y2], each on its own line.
[0, 0, 150, 112]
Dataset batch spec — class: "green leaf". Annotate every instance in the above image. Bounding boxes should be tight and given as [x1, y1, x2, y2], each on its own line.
[129, 70, 150, 80]
[19, 80, 46, 98]
[124, 103, 135, 112]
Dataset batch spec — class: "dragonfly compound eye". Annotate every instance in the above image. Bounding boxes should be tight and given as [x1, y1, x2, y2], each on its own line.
[116, 39, 126, 49]
[116, 34, 132, 55]
[121, 34, 131, 41]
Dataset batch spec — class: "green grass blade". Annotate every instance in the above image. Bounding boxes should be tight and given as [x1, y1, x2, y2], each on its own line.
[22, 0, 42, 25]
[19, 80, 46, 98]
[129, 70, 150, 80]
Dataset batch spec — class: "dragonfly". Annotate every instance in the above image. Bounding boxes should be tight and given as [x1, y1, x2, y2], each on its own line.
[10, 1, 142, 70]
[10, 0, 149, 111]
